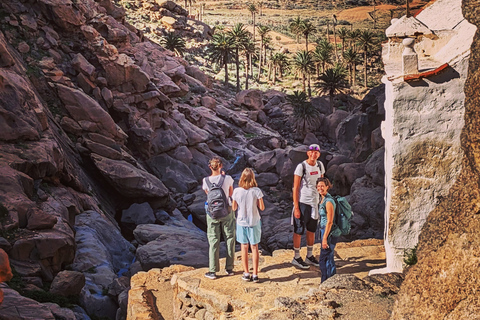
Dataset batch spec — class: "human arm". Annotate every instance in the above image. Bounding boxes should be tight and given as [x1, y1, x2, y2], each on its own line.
[257, 198, 265, 211]
[293, 174, 301, 218]
[322, 201, 335, 249]
[232, 200, 238, 211]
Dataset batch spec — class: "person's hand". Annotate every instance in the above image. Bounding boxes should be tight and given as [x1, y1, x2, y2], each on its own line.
[294, 207, 301, 219]
[322, 239, 329, 249]
[221, 170, 225, 175]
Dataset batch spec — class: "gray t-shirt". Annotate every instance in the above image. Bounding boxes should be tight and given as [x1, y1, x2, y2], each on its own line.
[294, 160, 325, 219]
[202, 174, 234, 205]
[232, 187, 264, 227]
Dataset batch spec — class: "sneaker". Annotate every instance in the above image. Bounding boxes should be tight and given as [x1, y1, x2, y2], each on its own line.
[204, 272, 217, 280]
[291, 257, 310, 270]
[305, 255, 319, 266]
[225, 269, 234, 276]
[251, 275, 259, 283]
[241, 273, 251, 281]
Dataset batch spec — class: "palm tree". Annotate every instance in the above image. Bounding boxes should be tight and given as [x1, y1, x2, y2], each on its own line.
[292, 50, 315, 96]
[247, 3, 257, 41]
[316, 64, 347, 113]
[348, 29, 361, 51]
[356, 30, 376, 88]
[241, 38, 256, 90]
[287, 91, 321, 137]
[160, 33, 186, 57]
[300, 20, 317, 51]
[337, 27, 349, 55]
[228, 23, 250, 92]
[207, 32, 236, 87]
[257, 25, 271, 81]
[289, 16, 303, 44]
[269, 52, 288, 84]
[342, 47, 360, 86]
[332, 15, 338, 61]
[313, 39, 333, 76]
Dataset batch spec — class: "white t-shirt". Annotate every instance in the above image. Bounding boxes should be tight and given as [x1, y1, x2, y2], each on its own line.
[202, 174, 234, 205]
[294, 160, 325, 218]
[232, 187, 264, 227]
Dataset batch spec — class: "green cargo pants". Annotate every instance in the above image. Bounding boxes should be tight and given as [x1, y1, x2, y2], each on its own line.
[206, 210, 236, 273]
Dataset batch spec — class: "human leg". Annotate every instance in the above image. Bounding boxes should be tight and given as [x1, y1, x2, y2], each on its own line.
[241, 243, 249, 274]
[206, 214, 221, 273]
[221, 211, 236, 271]
[250, 243, 259, 276]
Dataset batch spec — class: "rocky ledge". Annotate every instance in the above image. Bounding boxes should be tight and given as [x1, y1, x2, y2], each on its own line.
[128, 239, 404, 320]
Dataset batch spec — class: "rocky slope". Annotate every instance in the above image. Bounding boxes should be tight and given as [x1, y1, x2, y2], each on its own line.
[0, 0, 386, 318]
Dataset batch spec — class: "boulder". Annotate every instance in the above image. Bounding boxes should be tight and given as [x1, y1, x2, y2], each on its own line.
[49, 271, 86, 296]
[147, 153, 198, 193]
[26, 207, 57, 230]
[336, 113, 361, 158]
[168, 145, 193, 165]
[248, 150, 276, 173]
[320, 274, 370, 291]
[56, 84, 125, 141]
[365, 147, 385, 186]
[0, 286, 55, 319]
[235, 90, 264, 110]
[92, 154, 169, 198]
[73, 211, 135, 319]
[323, 110, 349, 141]
[72, 53, 96, 79]
[256, 172, 280, 187]
[135, 224, 211, 270]
[121, 202, 156, 225]
[332, 162, 366, 196]
[0, 69, 45, 141]
[102, 54, 150, 93]
[302, 132, 319, 146]
[201, 96, 216, 109]
[311, 96, 331, 115]
[348, 176, 385, 239]
[44, 303, 76, 320]
[186, 66, 211, 88]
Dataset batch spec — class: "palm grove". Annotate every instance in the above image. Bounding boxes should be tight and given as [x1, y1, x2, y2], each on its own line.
[162, 4, 382, 138]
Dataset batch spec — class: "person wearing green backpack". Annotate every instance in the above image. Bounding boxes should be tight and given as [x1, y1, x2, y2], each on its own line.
[317, 177, 338, 282]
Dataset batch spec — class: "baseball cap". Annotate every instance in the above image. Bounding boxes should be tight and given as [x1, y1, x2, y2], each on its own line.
[308, 144, 320, 151]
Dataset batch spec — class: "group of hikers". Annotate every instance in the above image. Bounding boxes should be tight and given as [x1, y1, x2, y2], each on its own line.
[202, 144, 338, 283]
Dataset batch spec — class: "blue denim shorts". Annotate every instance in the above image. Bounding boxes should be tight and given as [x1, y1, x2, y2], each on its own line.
[236, 221, 262, 245]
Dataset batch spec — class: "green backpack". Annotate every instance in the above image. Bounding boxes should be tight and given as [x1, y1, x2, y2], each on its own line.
[329, 196, 353, 238]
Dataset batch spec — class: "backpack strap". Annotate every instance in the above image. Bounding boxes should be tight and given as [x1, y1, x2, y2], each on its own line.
[216, 174, 226, 188]
[205, 177, 213, 190]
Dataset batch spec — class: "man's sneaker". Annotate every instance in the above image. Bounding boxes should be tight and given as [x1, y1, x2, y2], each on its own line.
[305, 255, 319, 266]
[241, 273, 251, 281]
[225, 269, 234, 276]
[291, 257, 310, 270]
[251, 275, 259, 283]
[204, 272, 217, 280]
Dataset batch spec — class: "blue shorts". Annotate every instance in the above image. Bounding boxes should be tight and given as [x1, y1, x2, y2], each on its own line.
[236, 221, 262, 245]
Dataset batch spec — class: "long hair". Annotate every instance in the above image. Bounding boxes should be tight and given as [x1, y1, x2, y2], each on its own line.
[238, 168, 258, 190]
[208, 157, 222, 171]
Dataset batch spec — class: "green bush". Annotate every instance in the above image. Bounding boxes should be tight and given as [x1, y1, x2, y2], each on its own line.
[403, 246, 418, 266]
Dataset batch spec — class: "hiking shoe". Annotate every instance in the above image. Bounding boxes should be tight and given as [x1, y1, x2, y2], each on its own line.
[204, 272, 217, 280]
[305, 255, 319, 266]
[251, 275, 259, 283]
[241, 273, 251, 281]
[225, 269, 234, 276]
[291, 257, 310, 270]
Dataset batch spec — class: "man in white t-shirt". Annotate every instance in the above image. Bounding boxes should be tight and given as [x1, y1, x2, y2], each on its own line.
[291, 144, 325, 269]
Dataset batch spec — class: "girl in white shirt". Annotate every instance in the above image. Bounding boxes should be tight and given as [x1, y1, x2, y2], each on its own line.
[232, 168, 265, 283]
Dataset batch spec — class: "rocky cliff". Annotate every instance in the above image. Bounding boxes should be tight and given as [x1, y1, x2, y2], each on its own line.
[0, 0, 388, 318]
[390, 0, 480, 317]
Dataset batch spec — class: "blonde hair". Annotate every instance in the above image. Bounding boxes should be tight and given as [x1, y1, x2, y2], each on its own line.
[239, 168, 258, 189]
[208, 157, 222, 171]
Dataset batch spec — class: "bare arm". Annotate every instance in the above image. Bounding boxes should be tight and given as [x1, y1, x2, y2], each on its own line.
[257, 198, 265, 211]
[293, 175, 301, 218]
[228, 185, 233, 197]
[322, 201, 335, 249]
[232, 200, 238, 211]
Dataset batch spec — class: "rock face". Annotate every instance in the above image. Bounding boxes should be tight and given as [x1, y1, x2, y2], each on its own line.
[379, 0, 477, 273]
[390, 0, 480, 318]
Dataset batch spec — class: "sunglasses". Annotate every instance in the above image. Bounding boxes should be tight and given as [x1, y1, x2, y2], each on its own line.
[308, 146, 320, 151]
